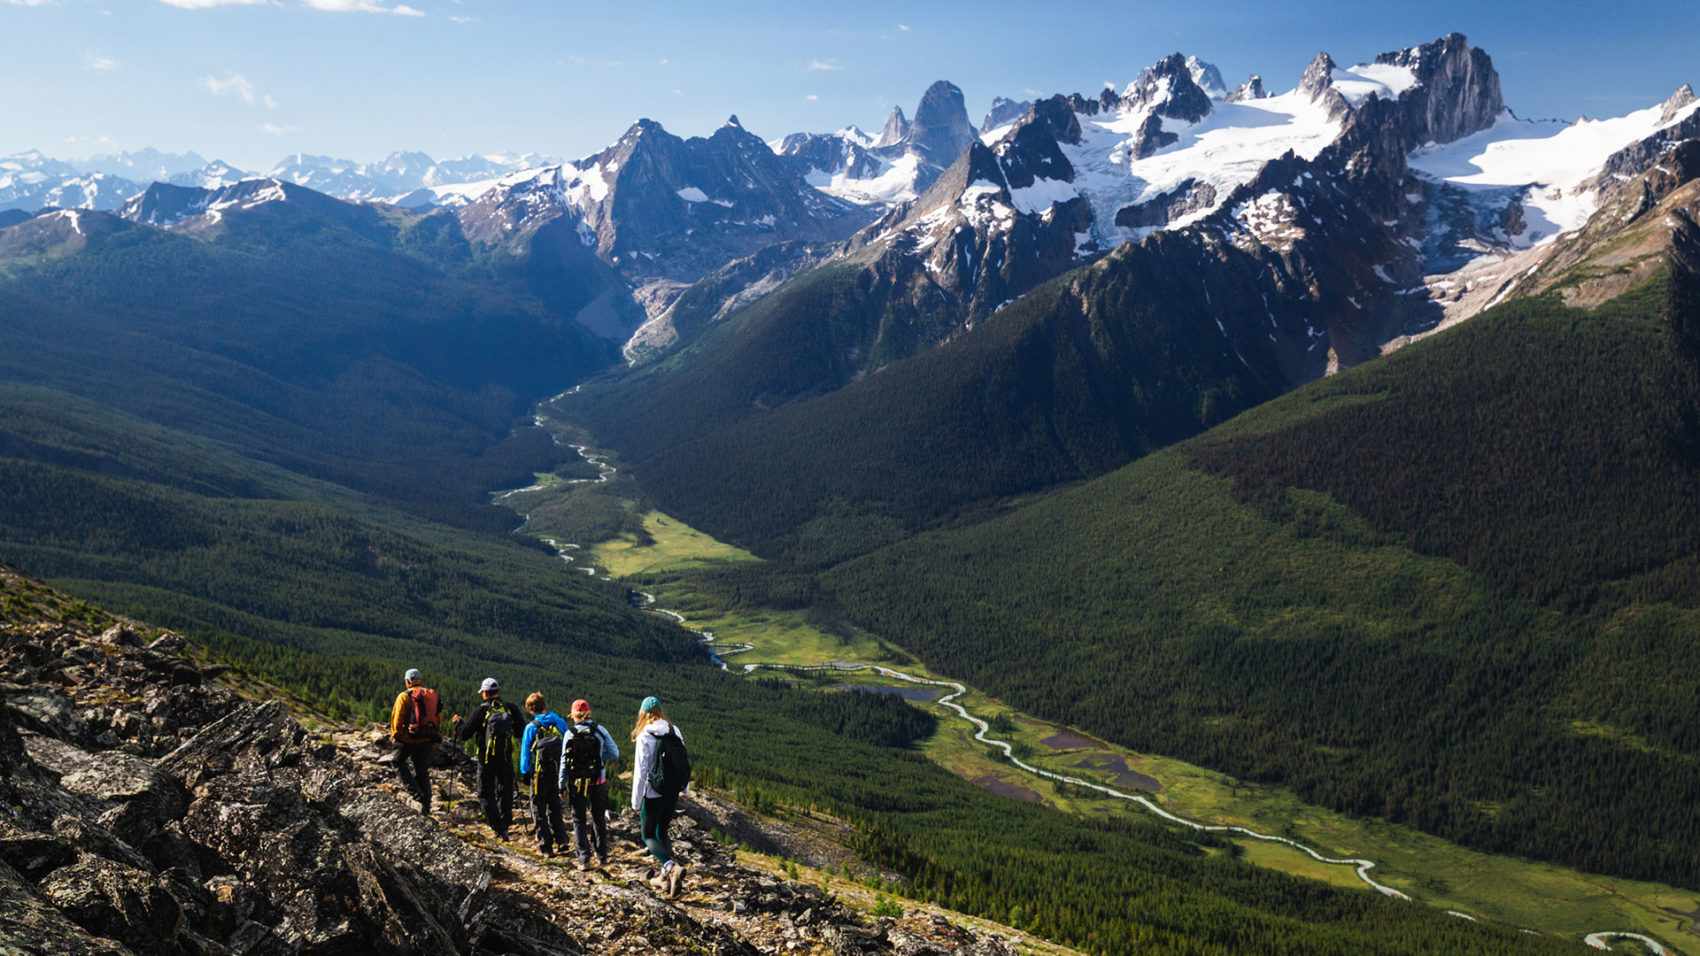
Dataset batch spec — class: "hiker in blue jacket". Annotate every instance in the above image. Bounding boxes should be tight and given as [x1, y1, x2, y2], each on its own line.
[519, 692, 571, 857]
[557, 698, 620, 870]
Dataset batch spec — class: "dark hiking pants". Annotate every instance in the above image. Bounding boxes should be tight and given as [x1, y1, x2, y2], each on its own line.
[477, 758, 515, 836]
[394, 740, 433, 810]
[568, 779, 611, 863]
[529, 780, 568, 852]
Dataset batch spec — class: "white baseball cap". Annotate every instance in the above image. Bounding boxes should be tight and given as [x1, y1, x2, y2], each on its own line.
[479, 677, 500, 693]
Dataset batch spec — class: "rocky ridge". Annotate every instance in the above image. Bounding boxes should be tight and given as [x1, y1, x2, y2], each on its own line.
[0, 564, 1030, 956]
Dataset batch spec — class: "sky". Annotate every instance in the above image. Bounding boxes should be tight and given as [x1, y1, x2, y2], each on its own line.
[3, 0, 1697, 172]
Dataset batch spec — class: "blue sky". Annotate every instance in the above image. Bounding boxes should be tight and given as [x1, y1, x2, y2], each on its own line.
[3, 0, 1696, 171]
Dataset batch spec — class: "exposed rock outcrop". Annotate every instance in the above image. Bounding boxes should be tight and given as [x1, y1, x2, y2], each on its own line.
[1225, 75, 1266, 103]
[906, 83, 977, 165]
[0, 566, 1027, 956]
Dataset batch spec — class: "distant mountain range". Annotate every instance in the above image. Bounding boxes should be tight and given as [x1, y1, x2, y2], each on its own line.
[0, 148, 554, 215]
[8, 34, 1690, 372]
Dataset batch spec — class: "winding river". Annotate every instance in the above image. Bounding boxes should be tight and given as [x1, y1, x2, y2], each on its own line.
[641, 590, 1677, 954]
[501, 437, 1676, 955]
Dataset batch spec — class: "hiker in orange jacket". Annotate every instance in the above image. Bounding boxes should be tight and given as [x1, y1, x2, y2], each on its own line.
[389, 668, 441, 814]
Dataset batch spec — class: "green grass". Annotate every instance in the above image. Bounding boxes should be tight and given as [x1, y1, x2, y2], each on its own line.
[594, 512, 759, 577]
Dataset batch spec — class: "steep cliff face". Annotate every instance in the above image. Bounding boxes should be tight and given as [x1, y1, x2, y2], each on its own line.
[0, 565, 1029, 956]
[1373, 33, 1503, 147]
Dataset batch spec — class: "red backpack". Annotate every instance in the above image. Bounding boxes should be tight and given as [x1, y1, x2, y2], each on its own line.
[404, 687, 441, 740]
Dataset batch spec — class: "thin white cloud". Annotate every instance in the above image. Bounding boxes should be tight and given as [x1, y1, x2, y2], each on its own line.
[808, 59, 844, 72]
[804, 94, 819, 102]
[158, 0, 267, 8]
[201, 72, 277, 110]
[302, 0, 424, 13]
[84, 51, 120, 73]
[448, 13, 476, 22]
[896, 23, 909, 31]
[261, 122, 294, 136]
[6, 0, 58, 7]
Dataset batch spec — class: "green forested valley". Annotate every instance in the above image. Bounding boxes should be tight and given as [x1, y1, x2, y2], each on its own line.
[0, 198, 1598, 954]
[818, 277, 1700, 887]
[561, 239, 1284, 566]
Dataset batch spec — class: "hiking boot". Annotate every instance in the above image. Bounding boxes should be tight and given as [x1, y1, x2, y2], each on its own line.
[575, 859, 588, 872]
[542, 847, 556, 858]
[596, 855, 609, 868]
[666, 863, 686, 897]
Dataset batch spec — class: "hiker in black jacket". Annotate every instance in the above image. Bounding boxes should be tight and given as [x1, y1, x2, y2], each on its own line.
[452, 677, 523, 840]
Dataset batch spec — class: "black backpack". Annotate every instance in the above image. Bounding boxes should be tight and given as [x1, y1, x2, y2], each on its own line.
[529, 719, 564, 791]
[483, 703, 516, 763]
[648, 728, 691, 797]
[562, 720, 605, 791]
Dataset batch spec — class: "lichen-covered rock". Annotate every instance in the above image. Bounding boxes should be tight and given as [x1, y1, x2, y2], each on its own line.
[0, 831, 77, 882]
[22, 734, 187, 842]
[38, 858, 182, 954]
[0, 858, 123, 956]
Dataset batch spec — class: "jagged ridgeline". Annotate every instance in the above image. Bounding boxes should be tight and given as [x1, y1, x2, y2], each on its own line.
[559, 36, 1519, 564]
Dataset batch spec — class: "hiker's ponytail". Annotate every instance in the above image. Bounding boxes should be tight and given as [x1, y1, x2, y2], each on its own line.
[631, 707, 667, 742]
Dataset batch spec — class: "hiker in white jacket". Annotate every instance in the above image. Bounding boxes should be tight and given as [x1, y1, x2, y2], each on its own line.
[630, 695, 688, 896]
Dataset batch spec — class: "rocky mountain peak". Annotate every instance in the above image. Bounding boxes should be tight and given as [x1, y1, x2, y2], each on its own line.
[1372, 32, 1503, 145]
[1226, 75, 1267, 103]
[981, 96, 1032, 134]
[907, 81, 977, 164]
[873, 106, 910, 148]
[1019, 96, 1085, 147]
[1663, 84, 1698, 124]
[1299, 52, 1338, 100]
[1185, 55, 1228, 99]
[1123, 53, 1214, 124]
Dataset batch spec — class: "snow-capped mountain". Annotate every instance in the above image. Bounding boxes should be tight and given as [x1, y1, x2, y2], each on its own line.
[5, 30, 1694, 386]
[772, 81, 983, 207]
[0, 149, 553, 213]
[980, 97, 1032, 136]
[741, 32, 1696, 385]
[80, 148, 211, 182]
[0, 152, 145, 212]
[452, 116, 874, 292]
[265, 151, 555, 206]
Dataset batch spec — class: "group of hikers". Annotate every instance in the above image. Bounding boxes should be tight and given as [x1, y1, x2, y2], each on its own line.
[389, 669, 692, 896]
